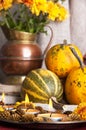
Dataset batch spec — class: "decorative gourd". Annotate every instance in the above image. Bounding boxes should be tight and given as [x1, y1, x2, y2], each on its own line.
[45, 40, 83, 78]
[65, 48, 86, 105]
[21, 68, 63, 103]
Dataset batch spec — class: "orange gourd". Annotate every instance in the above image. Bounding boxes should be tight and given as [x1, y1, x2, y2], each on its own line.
[45, 40, 83, 78]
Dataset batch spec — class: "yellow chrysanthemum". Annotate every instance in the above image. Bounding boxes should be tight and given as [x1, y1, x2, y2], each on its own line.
[47, 1, 60, 21]
[30, 0, 47, 16]
[73, 102, 86, 120]
[56, 6, 68, 21]
[0, 0, 13, 10]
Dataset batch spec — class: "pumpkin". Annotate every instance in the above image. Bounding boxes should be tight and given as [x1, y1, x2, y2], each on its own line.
[21, 68, 63, 103]
[65, 48, 86, 105]
[45, 40, 83, 78]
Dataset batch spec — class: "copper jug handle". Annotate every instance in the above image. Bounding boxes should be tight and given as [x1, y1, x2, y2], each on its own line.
[43, 25, 53, 56]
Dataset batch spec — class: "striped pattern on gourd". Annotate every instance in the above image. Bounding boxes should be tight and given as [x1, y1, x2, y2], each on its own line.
[21, 69, 63, 103]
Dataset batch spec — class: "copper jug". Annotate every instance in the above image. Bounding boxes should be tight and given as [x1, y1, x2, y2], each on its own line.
[0, 26, 53, 75]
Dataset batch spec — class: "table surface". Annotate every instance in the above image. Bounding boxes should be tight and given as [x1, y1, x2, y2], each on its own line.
[0, 126, 86, 130]
[0, 124, 86, 130]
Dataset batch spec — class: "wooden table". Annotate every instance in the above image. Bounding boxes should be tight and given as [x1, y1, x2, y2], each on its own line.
[0, 123, 85, 130]
[0, 126, 86, 130]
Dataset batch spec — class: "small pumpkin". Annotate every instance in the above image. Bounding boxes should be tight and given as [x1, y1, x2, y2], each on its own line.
[65, 48, 86, 105]
[21, 68, 63, 103]
[45, 40, 83, 78]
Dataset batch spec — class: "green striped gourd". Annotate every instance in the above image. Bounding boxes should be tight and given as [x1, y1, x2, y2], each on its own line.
[21, 69, 63, 103]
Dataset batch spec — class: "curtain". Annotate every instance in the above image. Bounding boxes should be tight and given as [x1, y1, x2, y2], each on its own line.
[70, 0, 86, 55]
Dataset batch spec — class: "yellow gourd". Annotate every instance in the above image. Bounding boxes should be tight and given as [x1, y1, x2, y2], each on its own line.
[45, 40, 83, 78]
[65, 48, 86, 104]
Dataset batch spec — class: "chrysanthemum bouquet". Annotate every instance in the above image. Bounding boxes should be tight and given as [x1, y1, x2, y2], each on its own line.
[0, 0, 68, 33]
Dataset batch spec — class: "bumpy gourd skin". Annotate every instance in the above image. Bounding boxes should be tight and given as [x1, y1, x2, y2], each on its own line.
[45, 44, 83, 78]
[65, 67, 86, 105]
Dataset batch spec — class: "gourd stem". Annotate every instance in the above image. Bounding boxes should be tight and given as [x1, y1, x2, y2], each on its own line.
[70, 47, 84, 69]
[63, 39, 67, 45]
[60, 39, 67, 49]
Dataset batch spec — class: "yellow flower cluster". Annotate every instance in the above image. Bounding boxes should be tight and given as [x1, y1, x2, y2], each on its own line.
[23, 0, 68, 21]
[0, 0, 68, 21]
[73, 102, 86, 120]
[0, 0, 68, 33]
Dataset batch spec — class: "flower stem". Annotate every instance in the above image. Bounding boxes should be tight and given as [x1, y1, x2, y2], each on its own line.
[7, 10, 17, 28]
[4, 16, 10, 28]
